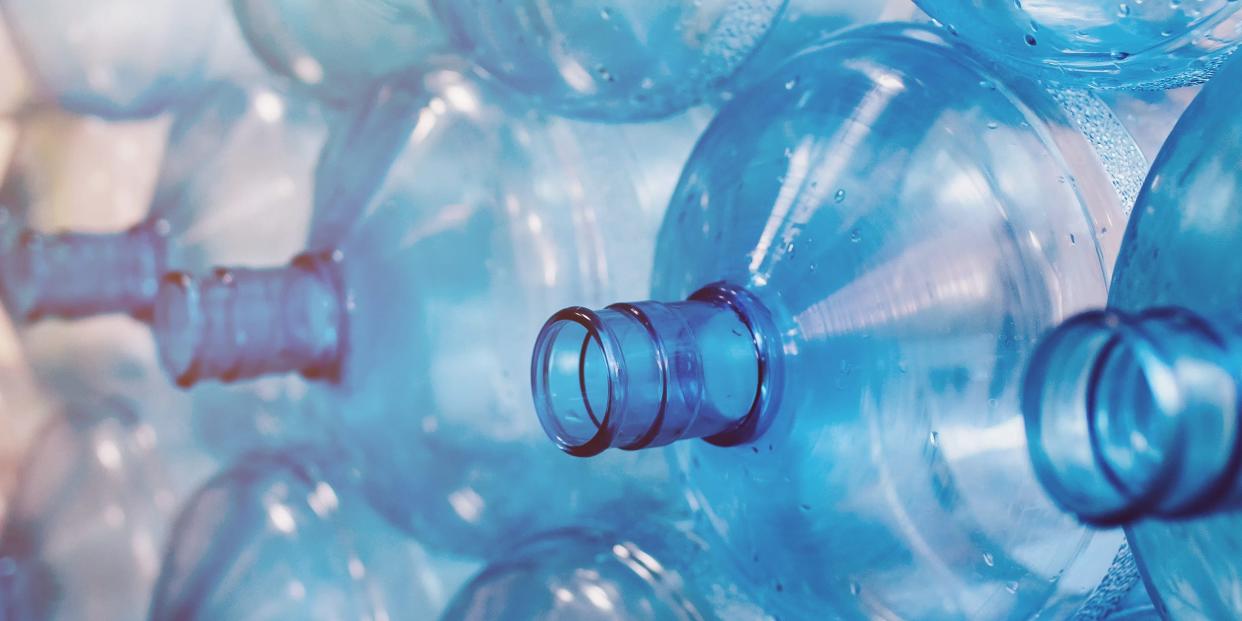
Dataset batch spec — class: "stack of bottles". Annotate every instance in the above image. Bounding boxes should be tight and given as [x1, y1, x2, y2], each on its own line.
[0, 0, 1235, 619]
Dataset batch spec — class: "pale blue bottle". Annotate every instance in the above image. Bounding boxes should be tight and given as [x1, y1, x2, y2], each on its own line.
[441, 519, 768, 621]
[1024, 54, 1242, 620]
[231, 0, 449, 105]
[151, 62, 710, 558]
[914, 0, 1242, 90]
[0, 0, 228, 118]
[530, 23, 1151, 620]
[428, 0, 787, 121]
[148, 446, 479, 621]
[0, 399, 214, 621]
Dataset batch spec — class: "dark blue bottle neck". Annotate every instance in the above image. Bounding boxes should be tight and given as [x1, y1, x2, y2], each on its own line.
[531, 282, 783, 457]
[1024, 306, 1242, 525]
[153, 251, 346, 387]
[0, 221, 167, 322]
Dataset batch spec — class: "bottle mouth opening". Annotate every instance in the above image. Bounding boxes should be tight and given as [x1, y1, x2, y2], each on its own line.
[1024, 310, 1188, 526]
[154, 272, 202, 387]
[531, 307, 622, 457]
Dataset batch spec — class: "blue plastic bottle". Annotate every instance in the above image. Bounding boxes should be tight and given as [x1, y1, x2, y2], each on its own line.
[148, 446, 478, 621]
[529, 23, 1153, 619]
[231, 0, 449, 105]
[441, 519, 768, 621]
[1023, 54, 1242, 621]
[0, 400, 214, 621]
[914, 0, 1242, 90]
[428, 0, 787, 121]
[0, 0, 228, 118]
[0, 80, 329, 324]
[151, 62, 710, 558]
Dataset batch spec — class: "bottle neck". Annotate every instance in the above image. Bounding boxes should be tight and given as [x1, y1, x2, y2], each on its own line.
[153, 251, 346, 387]
[1024, 307, 1242, 525]
[531, 282, 783, 457]
[0, 222, 166, 321]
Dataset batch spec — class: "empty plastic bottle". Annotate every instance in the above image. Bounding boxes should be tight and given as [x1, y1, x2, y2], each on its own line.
[231, 0, 449, 105]
[0, 0, 228, 118]
[441, 519, 768, 621]
[529, 23, 1152, 619]
[0, 399, 214, 621]
[428, 0, 788, 121]
[149, 446, 479, 621]
[1023, 54, 1242, 620]
[914, 0, 1242, 90]
[152, 62, 709, 558]
[0, 79, 327, 324]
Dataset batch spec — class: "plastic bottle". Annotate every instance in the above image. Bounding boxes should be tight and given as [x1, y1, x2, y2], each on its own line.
[914, 0, 1242, 90]
[428, 0, 787, 121]
[1023, 53, 1242, 620]
[152, 62, 710, 558]
[529, 23, 1149, 619]
[0, 0, 228, 118]
[149, 446, 479, 620]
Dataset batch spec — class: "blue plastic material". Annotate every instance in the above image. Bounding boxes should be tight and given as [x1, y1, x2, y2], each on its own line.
[428, 0, 787, 121]
[441, 520, 766, 620]
[151, 63, 710, 558]
[149, 447, 478, 621]
[914, 0, 1242, 90]
[530, 23, 1149, 619]
[0, 400, 214, 621]
[0, 79, 330, 323]
[0, 0, 226, 118]
[1023, 53, 1242, 620]
[231, 0, 448, 105]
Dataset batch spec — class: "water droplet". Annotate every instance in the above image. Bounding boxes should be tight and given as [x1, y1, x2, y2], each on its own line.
[928, 431, 939, 447]
[785, 242, 795, 256]
[1111, 50, 1131, 60]
[1006, 581, 1020, 594]
[1118, 2, 1131, 15]
[799, 503, 812, 512]
[986, 120, 999, 129]
[834, 188, 846, 203]
[783, 147, 793, 158]
[1024, 34, 1038, 46]
[978, 80, 996, 89]
[849, 581, 862, 596]
[784, 77, 799, 90]
[849, 229, 861, 243]
[983, 552, 995, 567]
[595, 65, 615, 82]
[1069, 233, 1077, 245]
[600, 7, 613, 19]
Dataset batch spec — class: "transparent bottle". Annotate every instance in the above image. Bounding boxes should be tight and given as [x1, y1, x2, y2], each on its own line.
[1023, 53, 1242, 620]
[149, 446, 479, 621]
[913, 0, 1242, 90]
[441, 519, 769, 621]
[529, 23, 1149, 619]
[428, 0, 787, 121]
[151, 62, 711, 558]
[0, 399, 213, 621]
[231, 0, 449, 105]
[0, 79, 332, 460]
[0, 0, 227, 118]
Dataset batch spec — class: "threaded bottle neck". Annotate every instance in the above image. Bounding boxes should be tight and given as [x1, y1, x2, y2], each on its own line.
[0, 222, 166, 321]
[1024, 307, 1242, 525]
[531, 282, 782, 457]
[153, 251, 346, 387]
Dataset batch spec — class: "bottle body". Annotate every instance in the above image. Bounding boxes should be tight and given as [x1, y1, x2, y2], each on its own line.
[1025, 53, 1242, 620]
[149, 447, 479, 621]
[442, 519, 769, 621]
[0, 401, 214, 621]
[428, 0, 786, 121]
[231, 0, 448, 104]
[0, 0, 226, 118]
[914, 0, 1242, 89]
[534, 24, 1146, 619]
